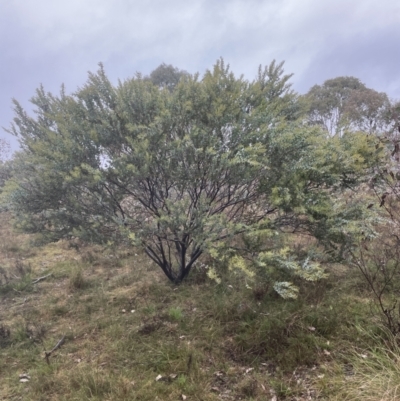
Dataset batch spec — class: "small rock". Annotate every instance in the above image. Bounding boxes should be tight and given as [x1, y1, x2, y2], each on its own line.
[18, 373, 30, 383]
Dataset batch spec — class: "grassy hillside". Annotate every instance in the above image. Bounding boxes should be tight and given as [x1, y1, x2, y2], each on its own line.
[1, 212, 399, 401]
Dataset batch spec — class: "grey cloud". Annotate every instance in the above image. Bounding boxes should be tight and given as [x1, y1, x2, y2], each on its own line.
[296, 25, 400, 97]
[1, 0, 399, 151]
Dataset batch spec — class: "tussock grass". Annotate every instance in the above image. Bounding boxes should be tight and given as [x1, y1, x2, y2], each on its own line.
[68, 268, 90, 291]
[323, 327, 400, 401]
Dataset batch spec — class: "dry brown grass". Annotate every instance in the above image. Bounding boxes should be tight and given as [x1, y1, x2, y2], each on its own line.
[1, 211, 398, 400]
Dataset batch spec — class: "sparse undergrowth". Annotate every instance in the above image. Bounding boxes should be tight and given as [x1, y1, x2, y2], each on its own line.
[0, 212, 399, 400]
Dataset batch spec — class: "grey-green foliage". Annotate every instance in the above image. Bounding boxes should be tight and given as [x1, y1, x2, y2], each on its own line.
[0, 139, 9, 160]
[147, 63, 190, 92]
[0, 139, 10, 182]
[4, 60, 383, 284]
[305, 76, 390, 136]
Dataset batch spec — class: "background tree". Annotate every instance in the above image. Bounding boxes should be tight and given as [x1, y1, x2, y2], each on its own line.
[0, 138, 9, 161]
[147, 63, 189, 92]
[305, 76, 390, 136]
[0, 139, 11, 198]
[3, 61, 382, 284]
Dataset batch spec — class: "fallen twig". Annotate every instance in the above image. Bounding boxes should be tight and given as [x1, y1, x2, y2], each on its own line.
[32, 274, 52, 284]
[44, 335, 65, 364]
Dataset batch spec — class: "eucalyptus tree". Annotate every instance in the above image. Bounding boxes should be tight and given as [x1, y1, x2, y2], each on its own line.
[147, 63, 189, 92]
[306, 76, 390, 136]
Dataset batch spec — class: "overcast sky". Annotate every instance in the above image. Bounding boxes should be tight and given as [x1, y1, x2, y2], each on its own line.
[1, 0, 399, 152]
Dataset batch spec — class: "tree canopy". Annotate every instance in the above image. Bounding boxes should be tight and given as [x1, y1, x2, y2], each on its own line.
[147, 63, 189, 92]
[3, 60, 383, 284]
[305, 76, 391, 136]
